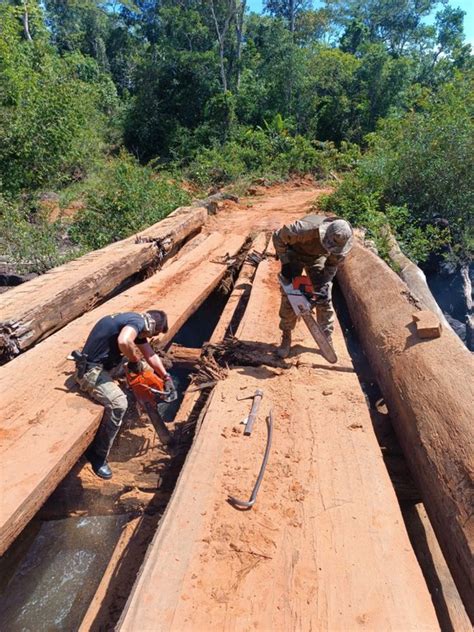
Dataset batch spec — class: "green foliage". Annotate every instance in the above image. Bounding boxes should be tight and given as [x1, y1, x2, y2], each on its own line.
[325, 0, 444, 55]
[69, 153, 190, 250]
[0, 0, 472, 277]
[184, 123, 354, 188]
[0, 195, 68, 274]
[322, 72, 473, 262]
[0, 4, 115, 195]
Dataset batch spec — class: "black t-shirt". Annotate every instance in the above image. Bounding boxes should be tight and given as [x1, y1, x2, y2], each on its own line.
[82, 312, 148, 369]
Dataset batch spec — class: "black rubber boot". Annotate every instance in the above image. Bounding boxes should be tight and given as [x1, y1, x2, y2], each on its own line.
[277, 330, 292, 359]
[85, 447, 113, 479]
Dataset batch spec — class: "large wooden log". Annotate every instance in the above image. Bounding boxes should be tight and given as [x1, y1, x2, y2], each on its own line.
[0, 232, 246, 555]
[338, 243, 474, 621]
[403, 503, 472, 631]
[119, 258, 438, 631]
[0, 206, 207, 362]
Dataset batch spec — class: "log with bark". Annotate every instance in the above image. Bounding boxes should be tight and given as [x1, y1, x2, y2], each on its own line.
[0, 206, 207, 363]
[208, 231, 268, 344]
[0, 232, 246, 555]
[382, 226, 451, 329]
[338, 242, 474, 621]
[460, 262, 473, 351]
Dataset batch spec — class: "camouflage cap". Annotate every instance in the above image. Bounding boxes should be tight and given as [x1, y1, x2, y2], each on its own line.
[321, 219, 353, 256]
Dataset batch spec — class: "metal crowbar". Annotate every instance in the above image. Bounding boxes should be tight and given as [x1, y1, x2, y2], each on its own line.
[228, 410, 273, 510]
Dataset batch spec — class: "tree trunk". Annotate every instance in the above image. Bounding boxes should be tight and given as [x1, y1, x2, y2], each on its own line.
[382, 226, 451, 330]
[0, 206, 207, 362]
[210, 0, 237, 93]
[338, 243, 474, 622]
[460, 263, 473, 351]
[235, 0, 246, 90]
[22, 0, 33, 42]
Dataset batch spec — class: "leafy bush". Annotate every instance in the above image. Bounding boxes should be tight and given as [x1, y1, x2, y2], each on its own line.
[0, 196, 68, 274]
[0, 5, 115, 195]
[322, 72, 473, 263]
[184, 122, 344, 188]
[69, 153, 190, 250]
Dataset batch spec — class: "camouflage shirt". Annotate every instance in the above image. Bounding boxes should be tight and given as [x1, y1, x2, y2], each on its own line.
[272, 214, 346, 285]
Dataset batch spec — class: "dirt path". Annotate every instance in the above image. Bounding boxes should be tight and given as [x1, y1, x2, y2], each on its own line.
[206, 180, 330, 235]
[119, 258, 439, 631]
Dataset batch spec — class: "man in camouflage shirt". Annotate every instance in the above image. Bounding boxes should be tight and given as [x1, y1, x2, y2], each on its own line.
[273, 215, 353, 358]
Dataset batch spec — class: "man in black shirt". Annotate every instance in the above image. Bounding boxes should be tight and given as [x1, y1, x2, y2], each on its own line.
[74, 310, 175, 479]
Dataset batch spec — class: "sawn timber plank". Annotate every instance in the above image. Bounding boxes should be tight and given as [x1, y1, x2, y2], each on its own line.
[118, 258, 438, 631]
[0, 232, 246, 555]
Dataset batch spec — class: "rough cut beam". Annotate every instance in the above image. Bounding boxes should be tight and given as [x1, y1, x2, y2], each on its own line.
[0, 232, 246, 555]
[338, 243, 474, 622]
[0, 206, 207, 362]
[209, 232, 268, 344]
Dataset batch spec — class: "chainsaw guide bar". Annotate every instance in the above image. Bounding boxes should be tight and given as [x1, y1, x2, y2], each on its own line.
[278, 274, 338, 364]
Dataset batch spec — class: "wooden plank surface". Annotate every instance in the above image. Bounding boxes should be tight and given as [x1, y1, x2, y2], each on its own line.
[0, 206, 207, 360]
[0, 232, 246, 555]
[119, 258, 438, 631]
[209, 232, 268, 344]
[339, 243, 474, 621]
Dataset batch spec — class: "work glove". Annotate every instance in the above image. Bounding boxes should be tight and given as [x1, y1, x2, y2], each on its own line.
[164, 374, 178, 402]
[311, 284, 330, 306]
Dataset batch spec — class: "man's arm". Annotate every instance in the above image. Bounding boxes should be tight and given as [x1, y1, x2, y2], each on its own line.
[272, 219, 317, 262]
[310, 253, 345, 289]
[117, 325, 142, 362]
[137, 341, 169, 378]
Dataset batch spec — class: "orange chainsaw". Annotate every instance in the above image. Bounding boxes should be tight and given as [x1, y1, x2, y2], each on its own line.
[279, 274, 337, 364]
[125, 363, 176, 445]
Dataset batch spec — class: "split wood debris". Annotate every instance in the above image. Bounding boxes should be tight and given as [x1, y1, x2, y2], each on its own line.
[412, 310, 442, 338]
[0, 232, 246, 555]
[119, 258, 439, 631]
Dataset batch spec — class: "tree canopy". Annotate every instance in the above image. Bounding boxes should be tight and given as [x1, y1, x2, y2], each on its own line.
[0, 0, 472, 271]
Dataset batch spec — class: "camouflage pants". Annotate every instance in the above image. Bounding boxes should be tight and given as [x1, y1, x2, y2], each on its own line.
[76, 366, 128, 459]
[279, 257, 334, 335]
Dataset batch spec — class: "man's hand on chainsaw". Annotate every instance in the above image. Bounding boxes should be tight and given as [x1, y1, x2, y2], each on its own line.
[308, 284, 330, 307]
[164, 374, 178, 402]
